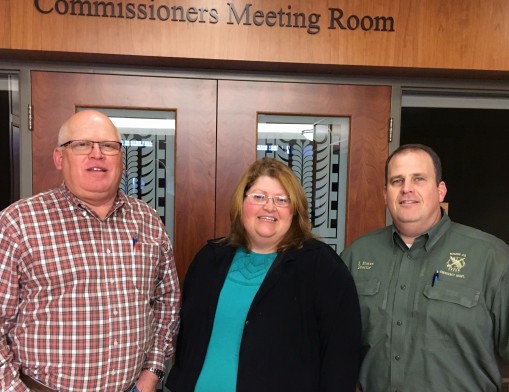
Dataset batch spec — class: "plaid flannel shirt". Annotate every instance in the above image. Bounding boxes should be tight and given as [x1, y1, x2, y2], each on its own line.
[0, 184, 180, 391]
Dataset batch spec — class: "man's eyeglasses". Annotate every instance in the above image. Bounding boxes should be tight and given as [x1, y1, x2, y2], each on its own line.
[245, 193, 290, 208]
[60, 140, 122, 156]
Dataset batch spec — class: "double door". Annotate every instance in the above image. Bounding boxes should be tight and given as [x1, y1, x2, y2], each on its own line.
[31, 71, 390, 281]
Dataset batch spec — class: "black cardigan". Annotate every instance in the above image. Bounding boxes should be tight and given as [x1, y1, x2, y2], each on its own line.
[167, 239, 361, 392]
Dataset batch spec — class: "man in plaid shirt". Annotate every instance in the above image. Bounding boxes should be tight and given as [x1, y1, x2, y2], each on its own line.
[0, 110, 180, 392]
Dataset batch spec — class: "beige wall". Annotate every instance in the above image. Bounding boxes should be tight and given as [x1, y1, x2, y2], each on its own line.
[1, 0, 509, 74]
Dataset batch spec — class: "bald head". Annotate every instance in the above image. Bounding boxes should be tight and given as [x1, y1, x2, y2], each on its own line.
[58, 110, 121, 146]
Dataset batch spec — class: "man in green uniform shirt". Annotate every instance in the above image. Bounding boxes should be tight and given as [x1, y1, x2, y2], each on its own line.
[341, 144, 509, 392]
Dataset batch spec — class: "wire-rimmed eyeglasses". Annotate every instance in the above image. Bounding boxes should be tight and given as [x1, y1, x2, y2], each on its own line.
[60, 140, 122, 155]
[245, 193, 290, 208]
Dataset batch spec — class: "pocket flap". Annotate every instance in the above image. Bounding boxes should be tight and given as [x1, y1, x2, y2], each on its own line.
[355, 280, 380, 296]
[423, 283, 480, 308]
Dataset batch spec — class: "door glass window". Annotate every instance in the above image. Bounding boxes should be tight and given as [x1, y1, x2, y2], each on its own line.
[257, 114, 349, 251]
[81, 108, 175, 241]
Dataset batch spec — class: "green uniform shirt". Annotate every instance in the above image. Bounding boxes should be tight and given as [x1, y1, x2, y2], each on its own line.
[341, 214, 509, 392]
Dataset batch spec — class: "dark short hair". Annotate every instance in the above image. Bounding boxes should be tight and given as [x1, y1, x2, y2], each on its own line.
[225, 157, 314, 252]
[385, 144, 442, 185]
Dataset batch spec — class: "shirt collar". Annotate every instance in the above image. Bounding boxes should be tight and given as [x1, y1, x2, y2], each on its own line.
[58, 182, 127, 218]
[391, 208, 451, 252]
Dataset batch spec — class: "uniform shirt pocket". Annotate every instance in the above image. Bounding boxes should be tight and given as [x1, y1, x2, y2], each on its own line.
[420, 281, 481, 349]
[355, 280, 387, 340]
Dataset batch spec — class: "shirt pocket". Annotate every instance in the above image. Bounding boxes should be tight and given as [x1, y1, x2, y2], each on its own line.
[127, 243, 159, 294]
[355, 280, 387, 338]
[420, 282, 480, 348]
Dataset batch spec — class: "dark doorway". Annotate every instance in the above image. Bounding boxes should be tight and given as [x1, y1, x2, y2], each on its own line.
[401, 107, 509, 243]
[0, 73, 19, 211]
[0, 88, 12, 210]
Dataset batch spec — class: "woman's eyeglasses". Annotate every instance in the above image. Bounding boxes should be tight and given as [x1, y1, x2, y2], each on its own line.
[245, 193, 290, 208]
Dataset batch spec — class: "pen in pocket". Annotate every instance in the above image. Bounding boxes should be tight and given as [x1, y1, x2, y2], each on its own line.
[431, 270, 439, 287]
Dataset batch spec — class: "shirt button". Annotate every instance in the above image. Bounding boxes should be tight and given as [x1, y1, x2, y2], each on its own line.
[245, 320, 250, 326]
[395, 355, 400, 360]
[397, 320, 403, 326]
[407, 254, 412, 259]
[400, 284, 406, 290]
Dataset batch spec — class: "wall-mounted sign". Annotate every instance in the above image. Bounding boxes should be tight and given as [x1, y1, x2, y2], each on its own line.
[33, 1, 395, 35]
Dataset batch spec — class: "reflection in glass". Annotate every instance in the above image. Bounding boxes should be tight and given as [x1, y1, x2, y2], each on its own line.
[81, 108, 175, 242]
[257, 115, 349, 252]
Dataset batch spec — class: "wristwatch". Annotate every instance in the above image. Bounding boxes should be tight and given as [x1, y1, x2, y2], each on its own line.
[143, 367, 165, 380]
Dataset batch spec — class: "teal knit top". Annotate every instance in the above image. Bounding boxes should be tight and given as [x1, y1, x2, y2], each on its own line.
[195, 248, 277, 391]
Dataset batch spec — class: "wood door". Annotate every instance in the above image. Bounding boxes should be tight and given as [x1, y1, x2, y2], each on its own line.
[31, 71, 217, 282]
[216, 81, 391, 246]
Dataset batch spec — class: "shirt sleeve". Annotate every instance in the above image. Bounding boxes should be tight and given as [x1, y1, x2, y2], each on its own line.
[491, 243, 509, 363]
[142, 234, 181, 371]
[0, 219, 30, 392]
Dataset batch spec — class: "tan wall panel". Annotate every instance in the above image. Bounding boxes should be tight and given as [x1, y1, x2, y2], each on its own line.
[2, 0, 509, 71]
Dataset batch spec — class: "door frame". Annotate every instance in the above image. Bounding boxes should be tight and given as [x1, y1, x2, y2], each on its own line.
[31, 71, 391, 280]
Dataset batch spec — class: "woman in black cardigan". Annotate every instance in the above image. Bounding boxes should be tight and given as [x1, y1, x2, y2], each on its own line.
[167, 158, 361, 392]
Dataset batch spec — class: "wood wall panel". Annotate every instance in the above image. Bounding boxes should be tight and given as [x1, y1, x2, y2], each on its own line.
[2, 0, 509, 72]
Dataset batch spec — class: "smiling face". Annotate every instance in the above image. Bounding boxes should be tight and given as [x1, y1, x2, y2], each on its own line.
[53, 110, 123, 212]
[384, 149, 447, 244]
[241, 175, 294, 253]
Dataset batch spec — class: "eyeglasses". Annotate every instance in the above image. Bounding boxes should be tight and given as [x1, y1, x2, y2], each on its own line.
[245, 193, 290, 208]
[60, 140, 122, 155]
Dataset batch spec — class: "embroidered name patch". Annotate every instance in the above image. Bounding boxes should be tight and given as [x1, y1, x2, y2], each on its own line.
[357, 260, 374, 270]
